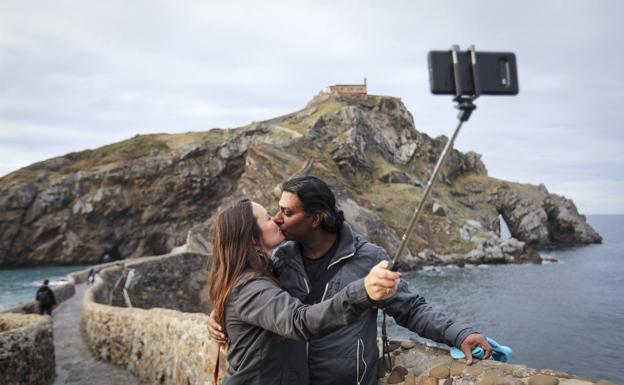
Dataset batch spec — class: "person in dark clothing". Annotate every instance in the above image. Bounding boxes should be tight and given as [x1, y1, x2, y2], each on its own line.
[36, 279, 56, 316]
[207, 199, 401, 385]
[209, 177, 492, 385]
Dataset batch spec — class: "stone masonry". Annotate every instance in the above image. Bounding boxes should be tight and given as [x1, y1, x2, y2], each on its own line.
[0, 313, 55, 385]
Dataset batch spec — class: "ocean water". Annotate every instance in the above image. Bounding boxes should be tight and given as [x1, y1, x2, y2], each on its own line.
[0, 264, 93, 310]
[382, 215, 624, 383]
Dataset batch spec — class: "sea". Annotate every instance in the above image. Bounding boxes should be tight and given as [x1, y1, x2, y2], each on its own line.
[1, 216, 622, 383]
[0, 263, 93, 310]
[381, 215, 624, 383]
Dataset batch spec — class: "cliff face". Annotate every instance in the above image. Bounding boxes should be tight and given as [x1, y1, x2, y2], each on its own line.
[0, 93, 601, 268]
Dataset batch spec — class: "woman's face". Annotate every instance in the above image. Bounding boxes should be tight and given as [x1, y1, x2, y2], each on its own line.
[252, 202, 285, 250]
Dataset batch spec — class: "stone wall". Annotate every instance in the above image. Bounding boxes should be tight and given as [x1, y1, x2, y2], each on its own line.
[379, 340, 619, 385]
[82, 252, 223, 385]
[111, 252, 210, 312]
[0, 313, 55, 385]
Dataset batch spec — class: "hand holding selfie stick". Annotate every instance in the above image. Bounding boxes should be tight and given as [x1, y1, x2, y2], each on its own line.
[390, 45, 481, 271]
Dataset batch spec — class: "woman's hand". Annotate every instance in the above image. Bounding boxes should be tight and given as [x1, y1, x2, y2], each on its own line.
[364, 261, 401, 301]
[207, 310, 229, 345]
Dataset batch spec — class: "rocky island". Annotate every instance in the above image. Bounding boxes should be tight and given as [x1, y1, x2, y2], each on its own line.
[0, 92, 601, 269]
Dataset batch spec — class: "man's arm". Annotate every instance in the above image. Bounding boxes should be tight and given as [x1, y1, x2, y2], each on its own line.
[383, 278, 475, 347]
[374, 247, 491, 363]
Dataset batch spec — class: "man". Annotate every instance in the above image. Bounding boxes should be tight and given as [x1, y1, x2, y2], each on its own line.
[36, 279, 56, 316]
[209, 176, 491, 384]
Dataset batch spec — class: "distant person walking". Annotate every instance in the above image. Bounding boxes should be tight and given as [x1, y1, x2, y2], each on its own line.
[87, 268, 97, 286]
[35, 279, 56, 316]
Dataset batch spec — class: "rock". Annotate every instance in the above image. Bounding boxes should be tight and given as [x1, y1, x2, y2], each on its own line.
[432, 355, 454, 367]
[538, 370, 570, 379]
[451, 362, 467, 376]
[456, 376, 478, 385]
[596, 381, 620, 385]
[379, 170, 422, 187]
[388, 366, 409, 384]
[401, 341, 416, 349]
[464, 365, 484, 377]
[559, 380, 596, 385]
[483, 246, 505, 264]
[495, 376, 524, 385]
[500, 238, 525, 254]
[404, 372, 416, 385]
[432, 202, 447, 217]
[420, 376, 439, 385]
[465, 181, 486, 193]
[510, 365, 536, 378]
[528, 374, 559, 385]
[430, 365, 451, 379]
[458, 196, 478, 209]
[477, 372, 504, 385]
[493, 184, 601, 247]
[464, 247, 486, 264]
[388, 342, 402, 352]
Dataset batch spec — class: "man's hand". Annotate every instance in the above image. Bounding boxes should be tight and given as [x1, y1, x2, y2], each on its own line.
[207, 310, 229, 345]
[364, 261, 401, 301]
[460, 333, 492, 365]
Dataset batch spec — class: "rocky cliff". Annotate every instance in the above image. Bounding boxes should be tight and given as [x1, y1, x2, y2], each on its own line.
[0, 93, 602, 268]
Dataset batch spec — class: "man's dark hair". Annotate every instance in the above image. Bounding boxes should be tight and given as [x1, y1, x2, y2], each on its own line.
[43, 279, 49, 285]
[281, 176, 344, 234]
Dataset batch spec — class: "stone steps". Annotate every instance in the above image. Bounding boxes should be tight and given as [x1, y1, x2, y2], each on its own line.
[52, 284, 140, 385]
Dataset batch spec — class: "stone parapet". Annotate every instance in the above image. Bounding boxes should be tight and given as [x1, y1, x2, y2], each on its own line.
[378, 339, 620, 385]
[82, 252, 222, 385]
[0, 313, 55, 385]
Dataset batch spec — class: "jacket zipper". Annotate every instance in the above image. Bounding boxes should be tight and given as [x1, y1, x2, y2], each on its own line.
[304, 275, 310, 357]
[320, 252, 355, 302]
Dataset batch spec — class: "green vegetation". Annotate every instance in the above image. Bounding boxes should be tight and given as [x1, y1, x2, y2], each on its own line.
[279, 98, 345, 133]
[1, 129, 231, 186]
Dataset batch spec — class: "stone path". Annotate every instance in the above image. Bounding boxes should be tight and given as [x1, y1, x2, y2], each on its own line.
[52, 284, 141, 385]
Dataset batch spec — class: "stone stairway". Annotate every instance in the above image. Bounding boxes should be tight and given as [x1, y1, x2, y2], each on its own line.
[52, 284, 140, 385]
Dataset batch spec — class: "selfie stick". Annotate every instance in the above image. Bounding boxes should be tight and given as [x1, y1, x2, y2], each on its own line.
[391, 45, 481, 271]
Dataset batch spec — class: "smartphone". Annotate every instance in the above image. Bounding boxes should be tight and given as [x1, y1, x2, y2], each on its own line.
[428, 50, 519, 95]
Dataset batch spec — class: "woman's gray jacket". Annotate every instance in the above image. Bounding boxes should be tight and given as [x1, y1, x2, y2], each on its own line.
[271, 223, 478, 385]
[222, 273, 372, 385]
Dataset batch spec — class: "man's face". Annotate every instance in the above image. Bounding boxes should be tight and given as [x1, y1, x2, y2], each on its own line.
[273, 191, 315, 241]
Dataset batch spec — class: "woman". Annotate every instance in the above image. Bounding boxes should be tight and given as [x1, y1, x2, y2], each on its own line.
[208, 199, 400, 385]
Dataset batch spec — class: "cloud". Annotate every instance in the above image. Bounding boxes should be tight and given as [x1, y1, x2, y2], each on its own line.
[549, 180, 624, 214]
[0, 0, 622, 213]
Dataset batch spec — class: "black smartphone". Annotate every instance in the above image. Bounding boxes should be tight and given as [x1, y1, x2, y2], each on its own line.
[428, 50, 519, 95]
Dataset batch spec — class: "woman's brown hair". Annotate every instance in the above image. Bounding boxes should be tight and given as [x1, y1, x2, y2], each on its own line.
[208, 199, 273, 337]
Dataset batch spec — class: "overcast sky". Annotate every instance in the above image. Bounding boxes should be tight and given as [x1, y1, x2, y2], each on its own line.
[1, 1, 622, 214]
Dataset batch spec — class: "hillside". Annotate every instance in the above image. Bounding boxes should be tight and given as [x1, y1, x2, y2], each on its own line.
[0, 92, 602, 268]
